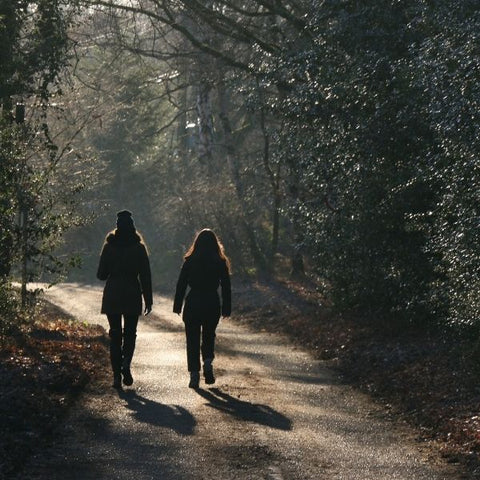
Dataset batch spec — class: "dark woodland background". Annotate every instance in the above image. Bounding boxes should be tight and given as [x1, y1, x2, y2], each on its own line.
[0, 0, 479, 337]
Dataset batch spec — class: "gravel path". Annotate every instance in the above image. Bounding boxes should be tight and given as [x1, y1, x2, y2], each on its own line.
[16, 283, 462, 480]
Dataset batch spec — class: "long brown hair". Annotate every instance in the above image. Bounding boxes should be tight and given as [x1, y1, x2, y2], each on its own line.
[184, 229, 231, 272]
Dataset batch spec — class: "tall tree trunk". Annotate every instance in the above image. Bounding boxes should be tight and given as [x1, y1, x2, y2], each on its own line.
[287, 167, 305, 278]
[0, 96, 14, 278]
[258, 81, 282, 262]
[177, 81, 188, 153]
[196, 82, 214, 161]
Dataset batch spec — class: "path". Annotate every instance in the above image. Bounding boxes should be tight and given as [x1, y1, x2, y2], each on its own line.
[16, 283, 462, 480]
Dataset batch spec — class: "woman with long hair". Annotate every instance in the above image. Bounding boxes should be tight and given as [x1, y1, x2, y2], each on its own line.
[173, 229, 231, 388]
[97, 210, 152, 388]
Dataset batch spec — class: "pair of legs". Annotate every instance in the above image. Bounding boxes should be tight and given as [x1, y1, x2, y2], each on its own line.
[183, 292, 221, 382]
[183, 296, 220, 388]
[107, 314, 139, 387]
[184, 314, 219, 373]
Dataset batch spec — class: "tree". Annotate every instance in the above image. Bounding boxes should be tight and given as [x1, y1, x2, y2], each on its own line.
[0, 0, 84, 315]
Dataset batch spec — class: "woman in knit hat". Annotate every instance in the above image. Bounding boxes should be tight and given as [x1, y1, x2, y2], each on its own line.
[173, 229, 231, 388]
[97, 210, 153, 388]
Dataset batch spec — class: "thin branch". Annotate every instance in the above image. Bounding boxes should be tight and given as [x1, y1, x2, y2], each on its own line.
[84, 0, 254, 72]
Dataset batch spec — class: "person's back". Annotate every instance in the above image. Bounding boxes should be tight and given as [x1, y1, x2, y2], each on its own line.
[97, 210, 152, 389]
[98, 231, 148, 275]
[173, 229, 231, 388]
[183, 255, 226, 289]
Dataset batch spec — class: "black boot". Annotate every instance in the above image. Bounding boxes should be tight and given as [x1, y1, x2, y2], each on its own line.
[122, 331, 136, 386]
[113, 372, 122, 389]
[109, 328, 122, 388]
[122, 360, 134, 386]
[189, 372, 200, 389]
[203, 358, 215, 384]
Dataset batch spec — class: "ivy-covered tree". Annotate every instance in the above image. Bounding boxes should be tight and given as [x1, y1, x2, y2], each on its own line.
[271, 1, 479, 326]
[0, 0, 81, 317]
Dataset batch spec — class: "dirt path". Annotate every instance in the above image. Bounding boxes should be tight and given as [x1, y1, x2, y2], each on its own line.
[16, 283, 462, 480]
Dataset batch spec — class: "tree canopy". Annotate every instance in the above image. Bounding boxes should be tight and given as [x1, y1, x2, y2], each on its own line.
[1, 0, 478, 331]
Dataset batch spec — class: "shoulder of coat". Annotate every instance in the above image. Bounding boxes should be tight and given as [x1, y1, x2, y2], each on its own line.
[106, 233, 116, 244]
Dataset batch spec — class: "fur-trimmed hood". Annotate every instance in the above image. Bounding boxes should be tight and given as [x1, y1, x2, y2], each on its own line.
[105, 230, 142, 247]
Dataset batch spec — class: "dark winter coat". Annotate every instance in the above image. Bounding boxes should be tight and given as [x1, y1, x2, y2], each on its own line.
[97, 231, 152, 315]
[173, 256, 231, 318]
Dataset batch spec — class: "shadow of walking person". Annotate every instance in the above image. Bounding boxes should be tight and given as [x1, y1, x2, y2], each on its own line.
[195, 387, 292, 431]
[118, 390, 196, 436]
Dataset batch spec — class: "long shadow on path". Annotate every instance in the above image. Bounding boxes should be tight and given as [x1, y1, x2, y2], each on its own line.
[195, 387, 292, 431]
[118, 390, 196, 436]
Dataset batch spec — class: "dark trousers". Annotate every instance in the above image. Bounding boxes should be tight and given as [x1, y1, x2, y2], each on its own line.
[183, 313, 219, 372]
[107, 314, 139, 374]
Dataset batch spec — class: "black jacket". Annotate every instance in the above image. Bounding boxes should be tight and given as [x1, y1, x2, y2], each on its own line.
[173, 256, 231, 317]
[97, 231, 152, 315]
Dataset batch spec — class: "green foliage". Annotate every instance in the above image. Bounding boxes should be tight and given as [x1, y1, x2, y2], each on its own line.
[267, 1, 479, 326]
[0, 0, 73, 100]
[0, 1, 83, 307]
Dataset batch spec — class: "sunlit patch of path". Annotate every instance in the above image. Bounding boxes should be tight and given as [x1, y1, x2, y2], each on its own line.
[16, 283, 462, 480]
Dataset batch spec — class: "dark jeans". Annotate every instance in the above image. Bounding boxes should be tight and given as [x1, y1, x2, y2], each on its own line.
[183, 291, 221, 372]
[184, 315, 219, 372]
[107, 314, 139, 374]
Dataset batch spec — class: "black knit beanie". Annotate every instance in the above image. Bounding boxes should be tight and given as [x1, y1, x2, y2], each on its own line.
[116, 210, 135, 231]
